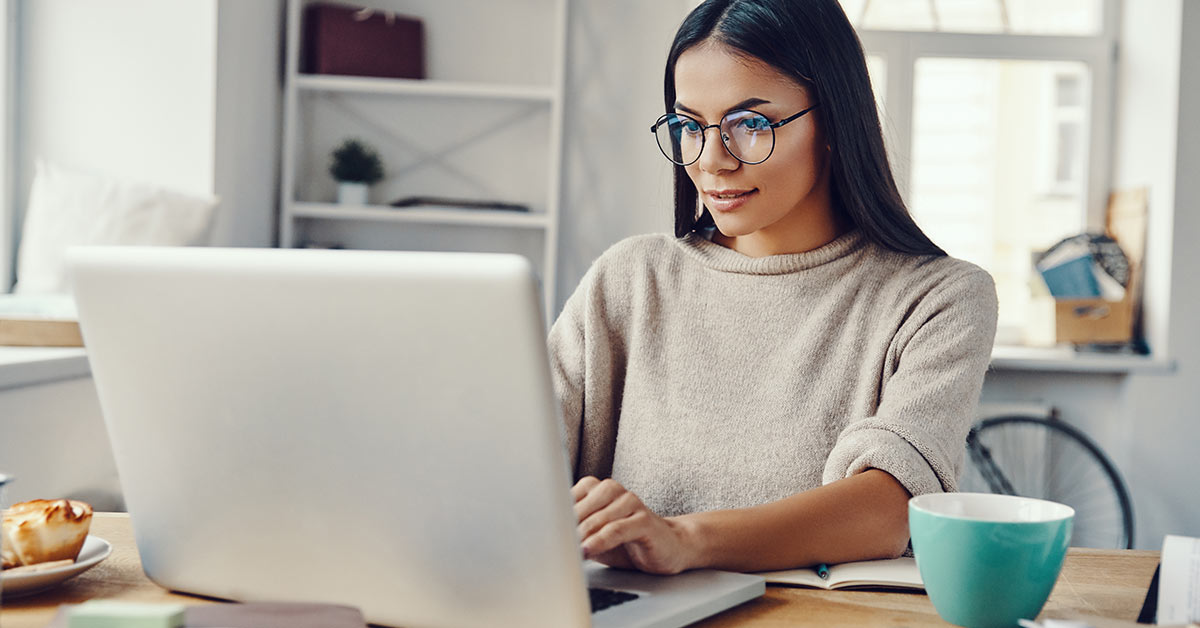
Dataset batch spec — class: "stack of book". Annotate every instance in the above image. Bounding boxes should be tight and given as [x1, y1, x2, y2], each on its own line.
[1036, 234, 1128, 301]
[0, 294, 82, 347]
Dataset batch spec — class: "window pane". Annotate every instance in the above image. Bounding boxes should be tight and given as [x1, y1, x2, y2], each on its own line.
[865, 54, 887, 118]
[842, 0, 934, 31]
[1056, 74, 1083, 107]
[1056, 122, 1081, 183]
[865, 54, 901, 175]
[840, 0, 1102, 36]
[908, 58, 1091, 343]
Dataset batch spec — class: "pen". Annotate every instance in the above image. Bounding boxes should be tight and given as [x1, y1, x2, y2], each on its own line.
[815, 563, 830, 580]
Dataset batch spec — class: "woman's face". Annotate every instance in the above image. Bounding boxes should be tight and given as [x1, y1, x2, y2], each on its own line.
[674, 41, 836, 255]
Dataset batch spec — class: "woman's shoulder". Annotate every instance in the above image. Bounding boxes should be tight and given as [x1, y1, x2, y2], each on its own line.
[866, 244, 997, 305]
[561, 233, 681, 323]
[587, 233, 680, 275]
[598, 233, 676, 258]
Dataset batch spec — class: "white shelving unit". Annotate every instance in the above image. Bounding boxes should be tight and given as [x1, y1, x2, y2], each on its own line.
[290, 202, 551, 230]
[294, 74, 558, 102]
[278, 0, 567, 314]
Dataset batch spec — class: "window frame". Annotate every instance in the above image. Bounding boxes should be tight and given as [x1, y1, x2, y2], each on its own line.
[856, 0, 1120, 235]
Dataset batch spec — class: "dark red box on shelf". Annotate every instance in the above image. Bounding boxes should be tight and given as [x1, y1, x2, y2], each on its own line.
[302, 2, 426, 79]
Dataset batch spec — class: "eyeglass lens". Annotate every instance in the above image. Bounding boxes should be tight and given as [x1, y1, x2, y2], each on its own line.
[654, 110, 775, 166]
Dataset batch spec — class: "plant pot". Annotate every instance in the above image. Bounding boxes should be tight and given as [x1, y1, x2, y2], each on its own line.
[337, 182, 369, 205]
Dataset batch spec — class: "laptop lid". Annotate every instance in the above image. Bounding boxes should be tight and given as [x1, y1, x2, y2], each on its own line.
[70, 246, 764, 628]
[70, 246, 592, 627]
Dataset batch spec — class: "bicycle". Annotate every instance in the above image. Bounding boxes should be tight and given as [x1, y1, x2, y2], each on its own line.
[961, 412, 1135, 550]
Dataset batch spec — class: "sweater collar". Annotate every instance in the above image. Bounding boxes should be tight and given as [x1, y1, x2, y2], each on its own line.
[678, 229, 865, 275]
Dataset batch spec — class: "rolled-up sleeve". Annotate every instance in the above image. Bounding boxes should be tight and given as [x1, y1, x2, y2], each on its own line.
[822, 268, 999, 497]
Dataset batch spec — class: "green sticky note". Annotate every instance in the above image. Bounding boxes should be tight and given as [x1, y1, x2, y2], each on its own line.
[66, 600, 186, 628]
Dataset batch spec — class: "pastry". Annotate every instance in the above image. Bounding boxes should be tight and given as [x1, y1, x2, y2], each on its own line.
[1, 499, 93, 569]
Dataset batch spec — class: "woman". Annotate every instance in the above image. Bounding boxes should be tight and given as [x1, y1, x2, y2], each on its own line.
[549, 0, 997, 575]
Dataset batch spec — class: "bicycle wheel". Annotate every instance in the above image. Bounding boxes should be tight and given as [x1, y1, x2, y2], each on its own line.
[961, 414, 1134, 549]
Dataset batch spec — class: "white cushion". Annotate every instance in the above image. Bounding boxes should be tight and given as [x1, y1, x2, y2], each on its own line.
[14, 161, 218, 294]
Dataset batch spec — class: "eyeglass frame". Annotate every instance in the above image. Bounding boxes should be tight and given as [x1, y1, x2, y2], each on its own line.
[649, 104, 821, 166]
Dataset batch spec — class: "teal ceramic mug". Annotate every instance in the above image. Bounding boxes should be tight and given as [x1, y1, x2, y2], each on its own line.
[909, 492, 1074, 628]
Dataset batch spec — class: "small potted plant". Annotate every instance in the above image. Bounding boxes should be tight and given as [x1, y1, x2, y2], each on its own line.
[329, 138, 384, 205]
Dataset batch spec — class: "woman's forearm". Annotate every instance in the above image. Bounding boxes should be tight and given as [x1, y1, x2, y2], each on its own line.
[674, 469, 913, 572]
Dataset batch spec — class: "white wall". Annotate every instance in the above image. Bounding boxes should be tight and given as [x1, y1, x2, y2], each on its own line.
[16, 0, 218, 218]
[1110, 0, 1180, 356]
[0, 2, 15, 294]
[10, 0, 281, 284]
[0, 377, 121, 511]
[1117, 0, 1200, 548]
[554, 0, 693, 310]
[211, 0, 283, 246]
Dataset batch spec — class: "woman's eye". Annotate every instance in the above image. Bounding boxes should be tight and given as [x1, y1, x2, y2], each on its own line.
[681, 120, 702, 133]
[738, 117, 770, 131]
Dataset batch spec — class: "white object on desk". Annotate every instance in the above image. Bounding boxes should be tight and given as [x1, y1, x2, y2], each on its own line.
[1159, 535, 1200, 624]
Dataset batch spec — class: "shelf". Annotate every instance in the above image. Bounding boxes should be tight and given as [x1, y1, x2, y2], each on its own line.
[990, 344, 1175, 375]
[295, 74, 557, 103]
[0, 347, 90, 391]
[290, 202, 550, 230]
[280, 0, 567, 317]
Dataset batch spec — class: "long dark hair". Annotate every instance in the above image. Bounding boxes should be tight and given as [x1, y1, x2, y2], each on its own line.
[665, 0, 944, 256]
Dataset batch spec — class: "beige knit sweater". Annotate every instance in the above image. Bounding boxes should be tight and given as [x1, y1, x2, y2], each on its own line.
[548, 229, 998, 518]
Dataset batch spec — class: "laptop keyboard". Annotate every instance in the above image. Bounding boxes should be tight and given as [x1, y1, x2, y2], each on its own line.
[589, 587, 640, 613]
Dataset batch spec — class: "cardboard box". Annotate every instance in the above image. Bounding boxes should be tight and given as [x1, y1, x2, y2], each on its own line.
[1055, 295, 1133, 345]
[1053, 188, 1146, 345]
[303, 3, 425, 80]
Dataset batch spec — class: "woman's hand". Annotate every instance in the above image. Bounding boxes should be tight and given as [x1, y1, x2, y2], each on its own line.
[571, 476, 698, 575]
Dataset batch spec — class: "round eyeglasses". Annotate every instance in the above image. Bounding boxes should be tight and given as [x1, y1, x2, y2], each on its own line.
[649, 105, 819, 166]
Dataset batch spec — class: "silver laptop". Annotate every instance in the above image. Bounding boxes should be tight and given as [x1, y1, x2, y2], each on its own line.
[69, 246, 764, 628]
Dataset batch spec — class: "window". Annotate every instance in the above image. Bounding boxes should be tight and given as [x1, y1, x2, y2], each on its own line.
[840, 0, 1104, 36]
[843, 0, 1117, 345]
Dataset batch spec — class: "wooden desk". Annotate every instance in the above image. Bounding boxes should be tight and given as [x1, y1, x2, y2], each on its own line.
[2, 513, 1162, 628]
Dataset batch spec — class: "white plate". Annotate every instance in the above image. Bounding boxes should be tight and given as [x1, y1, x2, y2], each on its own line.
[1, 535, 112, 598]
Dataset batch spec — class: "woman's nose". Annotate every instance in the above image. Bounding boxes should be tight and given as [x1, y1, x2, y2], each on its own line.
[697, 126, 740, 174]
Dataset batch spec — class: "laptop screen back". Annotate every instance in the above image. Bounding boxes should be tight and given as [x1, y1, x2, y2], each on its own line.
[69, 246, 590, 628]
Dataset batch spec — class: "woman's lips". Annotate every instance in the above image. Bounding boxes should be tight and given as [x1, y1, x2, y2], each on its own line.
[705, 189, 758, 212]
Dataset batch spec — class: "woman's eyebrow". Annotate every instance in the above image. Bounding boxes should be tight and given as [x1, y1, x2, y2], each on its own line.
[673, 97, 772, 117]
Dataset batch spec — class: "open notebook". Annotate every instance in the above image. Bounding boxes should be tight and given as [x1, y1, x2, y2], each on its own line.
[756, 557, 924, 591]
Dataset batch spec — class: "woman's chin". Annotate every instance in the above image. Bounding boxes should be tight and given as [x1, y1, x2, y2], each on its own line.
[709, 219, 760, 239]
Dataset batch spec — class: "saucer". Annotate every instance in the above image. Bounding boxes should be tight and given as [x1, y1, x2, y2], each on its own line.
[1, 535, 112, 598]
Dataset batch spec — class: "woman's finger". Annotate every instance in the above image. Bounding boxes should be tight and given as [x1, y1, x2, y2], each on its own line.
[570, 476, 601, 502]
[582, 510, 652, 558]
[578, 490, 642, 540]
[589, 548, 634, 570]
[573, 478, 627, 523]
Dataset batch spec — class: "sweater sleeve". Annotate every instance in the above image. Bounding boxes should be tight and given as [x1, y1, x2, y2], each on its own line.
[547, 261, 628, 481]
[547, 267, 590, 475]
[822, 267, 998, 497]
